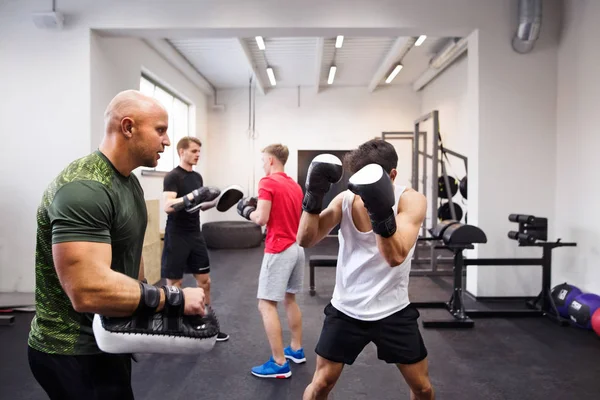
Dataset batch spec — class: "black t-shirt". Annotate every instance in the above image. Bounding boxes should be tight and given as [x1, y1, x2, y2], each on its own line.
[164, 166, 204, 232]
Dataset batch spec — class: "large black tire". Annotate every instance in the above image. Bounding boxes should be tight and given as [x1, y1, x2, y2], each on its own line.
[202, 221, 263, 249]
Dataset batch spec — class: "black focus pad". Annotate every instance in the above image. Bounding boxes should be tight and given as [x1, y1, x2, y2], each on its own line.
[216, 185, 244, 212]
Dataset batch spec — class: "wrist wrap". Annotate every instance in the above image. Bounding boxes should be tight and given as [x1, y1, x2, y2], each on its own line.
[162, 286, 185, 331]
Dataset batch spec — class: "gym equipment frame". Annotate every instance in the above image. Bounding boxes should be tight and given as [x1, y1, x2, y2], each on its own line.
[383, 110, 469, 277]
[382, 130, 454, 277]
[412, 215, 577, 329]
[412, 110, 468, 234]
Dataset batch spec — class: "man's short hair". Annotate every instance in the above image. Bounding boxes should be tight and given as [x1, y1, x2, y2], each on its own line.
[343, 138, 398, 174]
[177, 137, 202, 155]
[262, 143, 289, 165]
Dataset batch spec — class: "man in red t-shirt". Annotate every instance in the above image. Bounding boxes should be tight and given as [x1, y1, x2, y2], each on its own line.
[237, 143, 306, 379]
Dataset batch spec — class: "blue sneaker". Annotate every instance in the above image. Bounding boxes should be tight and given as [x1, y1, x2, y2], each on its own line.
[251, 357, 292, 379]
[284, 346, 306, 364]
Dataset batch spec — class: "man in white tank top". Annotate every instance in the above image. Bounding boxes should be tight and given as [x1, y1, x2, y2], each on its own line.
[298, 139, 434, 400]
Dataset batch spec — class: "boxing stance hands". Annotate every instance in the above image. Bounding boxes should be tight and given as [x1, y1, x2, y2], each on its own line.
[237, 197, 258, 220]
[348, 164, 397, 238]
[302, 154, 344, 214]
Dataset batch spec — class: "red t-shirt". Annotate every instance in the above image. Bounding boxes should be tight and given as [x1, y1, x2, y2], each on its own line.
[258, 172, 304, 254]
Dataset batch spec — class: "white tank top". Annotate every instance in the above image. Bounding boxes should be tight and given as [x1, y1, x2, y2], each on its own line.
[331, 185, 415, 321]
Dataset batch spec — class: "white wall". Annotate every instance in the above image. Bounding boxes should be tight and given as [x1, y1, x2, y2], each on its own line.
[467, 0, 562, 297]
[205, 86, 421, 223]
[0, 0, 565, 294]
[554, 0, 600, 295]
[90, 34, 208, 231]
[420, 55, 469, 176]
[419, 55, 469, 226]
[0, 3, 91, 292]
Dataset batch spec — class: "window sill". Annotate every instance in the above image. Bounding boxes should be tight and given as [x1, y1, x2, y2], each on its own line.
[141, 170, 168, 177]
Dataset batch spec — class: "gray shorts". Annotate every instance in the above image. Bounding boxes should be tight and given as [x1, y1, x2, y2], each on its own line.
[257, 243, 305, 302]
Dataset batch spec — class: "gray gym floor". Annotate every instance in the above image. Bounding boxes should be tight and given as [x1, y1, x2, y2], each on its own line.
[2, 237, 600, 399]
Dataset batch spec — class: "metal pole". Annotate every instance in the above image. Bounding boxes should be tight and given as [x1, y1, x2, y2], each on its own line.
[415, 111, 435, 125]
[422, 131, 428, 237]
[412, 122, 420, 191]
[431, 111, 439, 231]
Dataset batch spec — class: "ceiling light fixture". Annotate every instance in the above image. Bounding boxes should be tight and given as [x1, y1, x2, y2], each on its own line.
[415, 35, 427, 46]
[255, 36, 266, 50]
[385, 64, 403, 84]
[328, 66, 337, 85]
[266, 67, 276, 86]
[335, 35, 344, 49]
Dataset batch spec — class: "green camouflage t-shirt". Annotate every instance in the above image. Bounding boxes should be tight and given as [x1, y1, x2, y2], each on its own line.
[28, 150, 147, 355]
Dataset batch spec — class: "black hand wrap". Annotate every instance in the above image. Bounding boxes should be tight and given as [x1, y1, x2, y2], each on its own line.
[133, 282, 161, 327]
[369, 211, 397, 238]
[302, 191, 325, 215]
[183, 195, 195, 210]
[162, 285, 185, 331]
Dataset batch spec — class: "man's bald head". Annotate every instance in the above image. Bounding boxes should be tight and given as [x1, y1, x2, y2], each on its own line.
[104, 90, 166, 135]
[100, 89, 171, 171]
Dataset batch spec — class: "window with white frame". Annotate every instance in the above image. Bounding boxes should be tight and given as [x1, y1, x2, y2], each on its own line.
[139, 75, 191, 173]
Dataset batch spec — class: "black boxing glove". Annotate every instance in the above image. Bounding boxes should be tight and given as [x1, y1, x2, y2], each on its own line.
[171, 187, 221, 213]
[348, 164, 397, 238]
[302, 154, 344, 214]
[237, 197, 257, 220]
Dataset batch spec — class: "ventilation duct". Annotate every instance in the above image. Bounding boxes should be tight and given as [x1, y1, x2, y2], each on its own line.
[412, 37, 468, 92]
[512, 0, 542, 54]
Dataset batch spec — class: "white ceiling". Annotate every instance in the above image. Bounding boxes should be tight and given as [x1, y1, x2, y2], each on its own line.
[169, 35, 451, 92]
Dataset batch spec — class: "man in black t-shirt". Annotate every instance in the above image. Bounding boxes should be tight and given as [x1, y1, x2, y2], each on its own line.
[162, 136, 229, 342]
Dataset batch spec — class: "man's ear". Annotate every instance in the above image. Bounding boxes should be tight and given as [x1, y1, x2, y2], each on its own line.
[121, 117, 134, 138]
[390, 168, 397, 181]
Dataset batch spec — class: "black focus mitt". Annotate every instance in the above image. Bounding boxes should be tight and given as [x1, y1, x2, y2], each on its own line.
[93, 283, 219, 355]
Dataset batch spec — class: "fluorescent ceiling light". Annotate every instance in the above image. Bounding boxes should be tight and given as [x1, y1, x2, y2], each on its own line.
[266, 67, 276, 86]
[335, 35, 344, 49]
[255, 36, 266, 50]
[327, 66, 337, 84]
[385, 64, 403, 84]
[415, 35, 427, 46]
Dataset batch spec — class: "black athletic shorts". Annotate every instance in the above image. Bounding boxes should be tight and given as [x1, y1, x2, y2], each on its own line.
[161, 229, 210, 279]
[315, 302, 428, 365]
[28, 346, 133, 400]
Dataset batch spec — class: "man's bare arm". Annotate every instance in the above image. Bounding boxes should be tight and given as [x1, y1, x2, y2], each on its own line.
[163, 191, 185, 214]
[376, 189, 426, 267]
[297, 192, 343, 248]
[53, 241, 165, 317]
[250, 199, 272, 226]
[138, 256, 145, 281]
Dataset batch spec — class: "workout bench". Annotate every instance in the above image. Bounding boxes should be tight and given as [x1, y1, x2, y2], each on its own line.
[412, 214, 577, 329]
[309, 255, 337, 296]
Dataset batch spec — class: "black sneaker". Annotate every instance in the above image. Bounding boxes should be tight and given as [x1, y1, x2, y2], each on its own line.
[216, 331, 229, 342]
